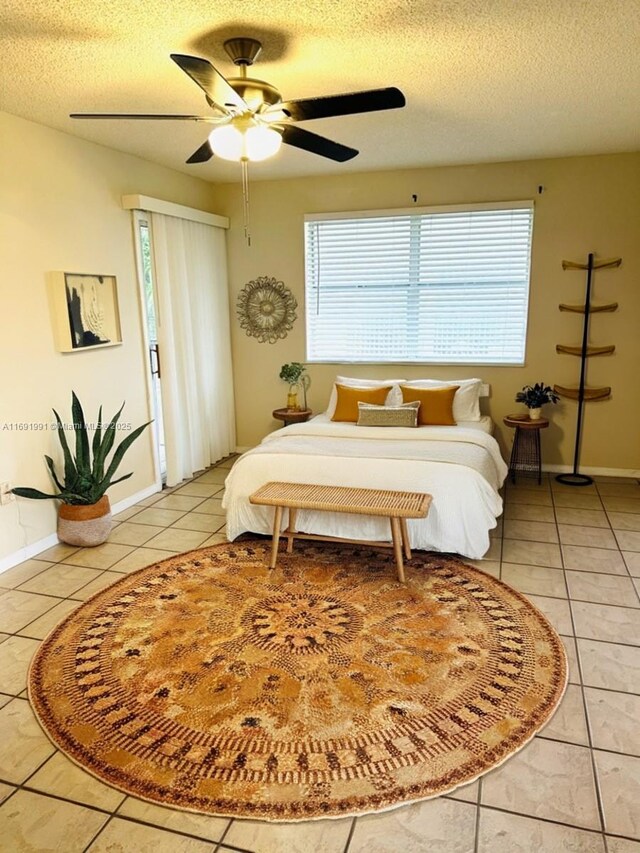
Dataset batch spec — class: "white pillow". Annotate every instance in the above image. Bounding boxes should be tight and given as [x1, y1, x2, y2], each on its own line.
[402, 378, 482, 422]
[326, 376, 406, 418]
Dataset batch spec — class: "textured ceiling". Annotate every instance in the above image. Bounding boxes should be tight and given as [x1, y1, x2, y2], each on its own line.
[1, 0, 639, 182]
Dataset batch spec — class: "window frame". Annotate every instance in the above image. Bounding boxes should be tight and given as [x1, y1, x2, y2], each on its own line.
[303, 200, 534, 366]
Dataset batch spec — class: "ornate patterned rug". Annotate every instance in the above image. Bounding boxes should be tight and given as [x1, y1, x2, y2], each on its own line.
[29, 540, 566, 821]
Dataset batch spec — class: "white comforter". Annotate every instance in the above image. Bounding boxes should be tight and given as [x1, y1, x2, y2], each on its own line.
[223, 418, 508, 559]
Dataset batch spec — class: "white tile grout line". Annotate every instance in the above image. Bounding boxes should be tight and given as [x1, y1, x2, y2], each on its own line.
[9, 767, 637, 853]
[473, 778, 483, 853]
[81, 813, 115, 853]
[213, 818, 234, 853]
[466, 801, 640, 845]
[341, 816, 357, 853]
[548, 481, 610, 853]
[534, 732, 640, 758]
[3, 759, 236, 852]
[2, 468, 639, 848]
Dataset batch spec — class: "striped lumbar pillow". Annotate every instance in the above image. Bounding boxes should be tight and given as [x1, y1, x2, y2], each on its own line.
[357, 401, 421, 428]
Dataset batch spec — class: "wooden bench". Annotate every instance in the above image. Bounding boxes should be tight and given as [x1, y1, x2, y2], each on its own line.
[249, 481, 432, 582]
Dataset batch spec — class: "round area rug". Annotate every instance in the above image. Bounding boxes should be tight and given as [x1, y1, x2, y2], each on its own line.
[29, 540, 566, 821]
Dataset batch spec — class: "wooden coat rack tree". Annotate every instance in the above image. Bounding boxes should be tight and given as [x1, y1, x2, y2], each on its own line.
[554, 252, 621, 486]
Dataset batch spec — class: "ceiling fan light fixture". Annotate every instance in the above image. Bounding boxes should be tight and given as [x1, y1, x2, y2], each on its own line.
[71, 41, 405, 246]
[208, 120, 281, 162]
[245, 124, 282, 161]
[207, 123, 244, 161]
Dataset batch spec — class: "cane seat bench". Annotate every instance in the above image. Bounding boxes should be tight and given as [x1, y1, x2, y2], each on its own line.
[249, 481, 432, 582]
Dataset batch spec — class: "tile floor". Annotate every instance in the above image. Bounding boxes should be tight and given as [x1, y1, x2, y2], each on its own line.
[0, 461, 639, 852]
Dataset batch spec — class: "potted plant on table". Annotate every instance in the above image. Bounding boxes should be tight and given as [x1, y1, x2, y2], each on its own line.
[515, 382, 560, 420]
[12, 392, 151, 547]
[279, 362, 311, 411]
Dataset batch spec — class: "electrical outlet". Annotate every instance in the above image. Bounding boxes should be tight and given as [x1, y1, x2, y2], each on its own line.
[0, 482, 16, 505]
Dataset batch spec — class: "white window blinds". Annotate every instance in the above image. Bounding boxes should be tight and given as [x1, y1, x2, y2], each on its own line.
[304, 202, 534, 364]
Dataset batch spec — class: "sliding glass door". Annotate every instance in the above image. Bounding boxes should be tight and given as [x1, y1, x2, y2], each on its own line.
[132, 212, 167, 484]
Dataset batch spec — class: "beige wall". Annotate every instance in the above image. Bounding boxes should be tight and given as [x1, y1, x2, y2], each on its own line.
[216, 152, 640, 471]
[0, 111, 219, 561]
[0, 126, 636, 562]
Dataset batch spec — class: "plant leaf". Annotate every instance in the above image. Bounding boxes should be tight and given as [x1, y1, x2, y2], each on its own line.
[60, 493, 95, 504]
[44, 455, 65, 492]
[52, 408, 79, 491]
[108, 472, 134, 487]
[93, 401, 125, 481]
[11, 486, 60, 500]
[12, 486, 91, 503]
[71, 392, 91, 477]
[101, 421, 152, 490]
[92, 404, 103, 463]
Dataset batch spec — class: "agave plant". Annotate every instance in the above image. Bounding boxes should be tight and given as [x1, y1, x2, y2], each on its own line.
[12, 393, 151, 505]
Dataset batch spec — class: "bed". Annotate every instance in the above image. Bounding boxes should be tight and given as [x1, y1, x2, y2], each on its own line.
[223, 407, 508, 559]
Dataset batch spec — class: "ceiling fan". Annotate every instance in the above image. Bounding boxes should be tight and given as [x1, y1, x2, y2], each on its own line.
[70, 37, 406, 165]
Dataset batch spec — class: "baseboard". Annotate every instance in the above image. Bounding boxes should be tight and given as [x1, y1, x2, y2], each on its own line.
[0, 532, 62, 575]
[110, 481, 162, 514]
[543, 464, 639, 479]
[0, 481, 162, 575]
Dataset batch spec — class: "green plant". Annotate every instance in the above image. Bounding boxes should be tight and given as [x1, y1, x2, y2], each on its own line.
[279, 362, 306, 387]
[279, 362, 311, 408]
[12, 393, 151, 505]
[515, 382, 560, 408]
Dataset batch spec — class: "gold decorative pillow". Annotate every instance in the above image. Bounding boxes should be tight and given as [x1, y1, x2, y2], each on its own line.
[357, 402, 421, 428]
[400, 385, 459, 426]
[331, 384, 393, 422]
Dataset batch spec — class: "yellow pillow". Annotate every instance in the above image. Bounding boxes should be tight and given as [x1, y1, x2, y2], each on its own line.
[331, 384, 393, 422]
[400, 385, 459, 426]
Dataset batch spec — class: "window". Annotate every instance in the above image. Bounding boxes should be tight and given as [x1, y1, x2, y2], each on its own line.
[304, 201, 533, 364]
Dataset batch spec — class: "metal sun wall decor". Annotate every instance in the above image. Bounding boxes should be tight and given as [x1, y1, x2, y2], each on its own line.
[236, 276, 297, 344]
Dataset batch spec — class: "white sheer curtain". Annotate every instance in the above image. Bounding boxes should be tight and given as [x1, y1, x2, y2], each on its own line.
[150, 212, 236, 486]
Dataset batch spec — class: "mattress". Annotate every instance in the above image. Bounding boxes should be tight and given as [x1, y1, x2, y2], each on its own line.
[223, 417, 507, 559]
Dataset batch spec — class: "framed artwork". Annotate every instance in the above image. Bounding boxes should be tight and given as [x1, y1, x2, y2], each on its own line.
[48, 272, 123, 352]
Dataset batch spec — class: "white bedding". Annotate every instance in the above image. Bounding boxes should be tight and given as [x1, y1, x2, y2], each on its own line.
[223, 418, 507, 559]
[311, 412, 495, 434]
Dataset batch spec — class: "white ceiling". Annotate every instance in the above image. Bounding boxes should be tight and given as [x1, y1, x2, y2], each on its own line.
[1, 0, 639, 183]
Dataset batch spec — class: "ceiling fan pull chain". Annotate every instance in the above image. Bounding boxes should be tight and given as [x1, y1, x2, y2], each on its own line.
[241, 157, 251, 246]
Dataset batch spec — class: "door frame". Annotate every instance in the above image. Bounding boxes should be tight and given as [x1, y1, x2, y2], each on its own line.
[131, 209, 163, 490]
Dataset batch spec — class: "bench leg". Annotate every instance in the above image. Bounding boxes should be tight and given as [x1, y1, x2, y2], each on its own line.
[286, 507, 298, 554]
[390, 517, 405, 583]
[270, 505, 283, 569]
[400, 518, 411, 560]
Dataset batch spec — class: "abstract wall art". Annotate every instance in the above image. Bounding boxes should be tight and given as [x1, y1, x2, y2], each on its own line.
[48, 272, 123, 353]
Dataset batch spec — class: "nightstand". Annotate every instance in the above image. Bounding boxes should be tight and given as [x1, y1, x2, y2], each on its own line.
[503, 415, 549, 485]
[272, 408, 312, 427]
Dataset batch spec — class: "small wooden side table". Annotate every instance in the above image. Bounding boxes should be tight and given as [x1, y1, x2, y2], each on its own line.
[503, 415, 549, 485]
[272, 408, 312, 427]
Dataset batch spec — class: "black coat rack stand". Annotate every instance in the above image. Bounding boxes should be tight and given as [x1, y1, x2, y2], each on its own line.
[554, 253, 621, 486]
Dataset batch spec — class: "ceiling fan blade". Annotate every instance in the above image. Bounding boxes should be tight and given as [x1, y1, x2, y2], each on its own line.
[186, 140, 214, 164]
[278, 125, 358, 162]
[170, 54, 248, 113]
[70, 113, 226, 121]
[268, 87, 405, 122]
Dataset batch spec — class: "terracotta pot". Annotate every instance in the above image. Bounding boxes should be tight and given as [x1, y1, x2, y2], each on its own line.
[528, 407, 542, 420]
[58, 495, 112, 547]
